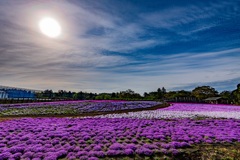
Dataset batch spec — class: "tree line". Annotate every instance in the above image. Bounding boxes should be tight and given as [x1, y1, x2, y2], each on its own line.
[36, 83, 240, 105]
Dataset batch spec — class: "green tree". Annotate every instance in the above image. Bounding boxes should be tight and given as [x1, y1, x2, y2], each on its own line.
[157, 88, 163, 99]
[35, 91, 44, 99]
[162, 87, 166, 94]
[118, 89, 142, 100]
[177, 90, 191, 97]
[232, 84, 240, 105]
[148, 91, 157, 100]
[95, 93, 111, 100]
[74, 91, 85, 100]
[220, 90, 232, 103]
[66, 91, 74, 99]
[144, 92, 149, 98]
[42, 90, 53, 99]
[111, 92, 116, 99]
[192, 86, 218, 100]
[164, 91, 178, 100]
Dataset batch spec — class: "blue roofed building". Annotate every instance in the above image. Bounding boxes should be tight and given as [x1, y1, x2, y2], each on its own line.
[0, 86, 39, 99]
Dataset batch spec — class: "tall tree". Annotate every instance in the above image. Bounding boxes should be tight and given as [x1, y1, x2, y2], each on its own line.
[192, 86, 218, 100]
[157, 88, 163, 99]
[220, 91, 232, 102]
[42, 90, 53, 99]
[144, 92, 149, 98]
[174, 90, 192, 97]
[75, 91, 85, 100]
[111, 92, 116, 99]
[95, 93, 111, 100]
[232, 84, 240, 105]
[164, 91, 178, 100]
[162, 87, 166, 94]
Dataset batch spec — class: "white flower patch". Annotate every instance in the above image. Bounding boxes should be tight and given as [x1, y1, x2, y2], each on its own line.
[94, 110, 240, 119]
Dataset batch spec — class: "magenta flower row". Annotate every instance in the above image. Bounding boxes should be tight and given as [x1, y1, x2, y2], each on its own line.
[0, 118, 239, 159]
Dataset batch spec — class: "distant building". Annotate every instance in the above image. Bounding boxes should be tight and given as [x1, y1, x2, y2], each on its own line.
[0, 91, 8, 99]
[204, 97, 228, 104]
[0, 86, 40, 99]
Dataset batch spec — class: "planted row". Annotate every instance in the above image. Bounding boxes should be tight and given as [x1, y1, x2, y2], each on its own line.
[0, 118, 239, 159]
[97, 103, 240, 119]
[97, 110, 240, 119]
[162, 103, 240, 112]
[0, 101, 161, 116]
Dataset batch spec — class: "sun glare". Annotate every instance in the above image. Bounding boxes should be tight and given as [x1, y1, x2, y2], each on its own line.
[39, 17, 61, 38]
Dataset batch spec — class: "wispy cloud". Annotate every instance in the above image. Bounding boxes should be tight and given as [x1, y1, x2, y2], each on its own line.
[0, 0, 239, 93]
[98, 48, 240, 93]
[140, 1, 240, 35]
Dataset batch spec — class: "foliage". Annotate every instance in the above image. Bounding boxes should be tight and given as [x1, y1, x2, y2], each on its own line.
[164, 90, 191, 100]
[33, 84, 240, 104]
[191, 86, 218, 100]
[144, 87, 166, 100]
[220, 91, 232, 102]
[95, 93, 111, 100]
[232, 83, 240, 105]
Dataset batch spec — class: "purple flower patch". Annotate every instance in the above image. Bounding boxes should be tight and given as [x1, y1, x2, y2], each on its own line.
[0, 117, 239, 159]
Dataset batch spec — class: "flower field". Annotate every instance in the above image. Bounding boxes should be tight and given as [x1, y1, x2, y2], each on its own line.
[162, 103, 240, 112]
[0, 118, 239, 160]
[0, 101, 161, 117]
[97, 103, 240, 119]
[0, 102, 239, 159]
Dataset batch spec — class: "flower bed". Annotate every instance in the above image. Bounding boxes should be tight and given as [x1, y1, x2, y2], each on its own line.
[0, 118, 239, 159]
[97, 103, 240, 119]
[0, 101, 161, 116]
[162, 103, 240, 112]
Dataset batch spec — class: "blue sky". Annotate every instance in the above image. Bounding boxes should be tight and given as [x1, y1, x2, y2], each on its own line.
[0, 0, 240, 94]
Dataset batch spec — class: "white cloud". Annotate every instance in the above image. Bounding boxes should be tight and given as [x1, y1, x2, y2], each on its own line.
[140, 1, 239, 35]
[97, 48, 240, 93]
[0, 0, 239, 94]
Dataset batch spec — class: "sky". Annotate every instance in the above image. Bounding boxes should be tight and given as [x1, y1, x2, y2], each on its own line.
[0, 0, 240, 94]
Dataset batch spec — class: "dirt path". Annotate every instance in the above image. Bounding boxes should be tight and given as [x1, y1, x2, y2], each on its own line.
[0, 118, 17, 122]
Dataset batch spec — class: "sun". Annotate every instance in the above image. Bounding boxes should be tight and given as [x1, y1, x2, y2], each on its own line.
[39, 17, 61, 38]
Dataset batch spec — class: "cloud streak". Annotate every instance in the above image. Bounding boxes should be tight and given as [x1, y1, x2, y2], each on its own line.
[0, 0, 239, 94]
